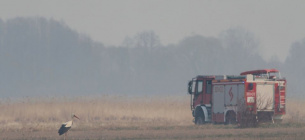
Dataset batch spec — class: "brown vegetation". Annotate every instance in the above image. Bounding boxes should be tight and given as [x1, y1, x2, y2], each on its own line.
[0, 95, 192, 131]
[0, 95, 304, 139]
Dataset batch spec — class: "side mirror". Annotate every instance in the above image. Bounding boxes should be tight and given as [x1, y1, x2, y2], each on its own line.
[188, 81, 193, 94]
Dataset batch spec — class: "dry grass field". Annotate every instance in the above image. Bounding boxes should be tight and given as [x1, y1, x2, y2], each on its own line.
[0, 95, 304, 140]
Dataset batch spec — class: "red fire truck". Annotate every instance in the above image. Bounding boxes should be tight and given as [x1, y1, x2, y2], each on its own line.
[187, 69, 286, 125]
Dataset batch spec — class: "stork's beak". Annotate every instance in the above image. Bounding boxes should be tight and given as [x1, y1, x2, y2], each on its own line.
[73, 115, 80, 120]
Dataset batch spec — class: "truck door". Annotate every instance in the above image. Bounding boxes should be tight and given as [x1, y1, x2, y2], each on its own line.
[204, 80, 212, 105]
[212, 84, 225, 123]
[256, 83, 274, 111]
[193, 80, 204, 107]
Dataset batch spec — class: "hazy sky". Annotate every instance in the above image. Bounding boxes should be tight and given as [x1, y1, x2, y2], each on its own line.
[1, 0, 305, 62]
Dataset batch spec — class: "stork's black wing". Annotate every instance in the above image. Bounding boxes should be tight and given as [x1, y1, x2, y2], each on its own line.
[58, 124, 71, 135]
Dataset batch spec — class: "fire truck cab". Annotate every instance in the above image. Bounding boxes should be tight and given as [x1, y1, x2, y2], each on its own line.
[188, 69, 286, 125]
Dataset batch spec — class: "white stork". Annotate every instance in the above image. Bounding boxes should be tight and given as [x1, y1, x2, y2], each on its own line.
[58, 114, 80, 139]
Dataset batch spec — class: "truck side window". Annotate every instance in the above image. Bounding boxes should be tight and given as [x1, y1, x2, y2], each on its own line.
[192, 81, 196, 93]
[206, 80, 212, 94]
[197, 80, 203, 94]
[248, 83, 253, 91]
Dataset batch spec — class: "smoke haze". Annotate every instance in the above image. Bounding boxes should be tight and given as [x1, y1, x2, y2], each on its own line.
[0, 17, 304, 98]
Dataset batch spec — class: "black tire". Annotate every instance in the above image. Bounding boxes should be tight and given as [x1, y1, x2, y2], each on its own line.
[247, 114, 258, 127]
[274, 119, 282, 123]
[239, 112, 257, 128]
[250, 115, 258, 127]
[225, 112, 237, 125]
[257, 112, 272, 123]
[195, 110, 205, 125]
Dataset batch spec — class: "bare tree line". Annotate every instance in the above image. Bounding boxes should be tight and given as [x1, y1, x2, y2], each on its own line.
[0, 17, 303, 98]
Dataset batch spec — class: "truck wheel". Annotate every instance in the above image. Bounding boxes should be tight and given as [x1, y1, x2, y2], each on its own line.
[251, 115, 258, 127]
[195, 111, 205, 125]
[257, 112, 272, 123]
[225, 112, 236, 125]
[274, 119, 282, 123]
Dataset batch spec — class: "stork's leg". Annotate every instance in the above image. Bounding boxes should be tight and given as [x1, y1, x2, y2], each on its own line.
[64, 133, 66, 140]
